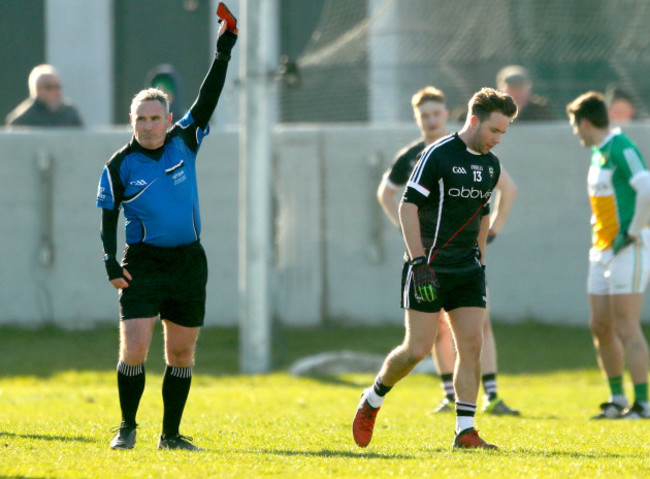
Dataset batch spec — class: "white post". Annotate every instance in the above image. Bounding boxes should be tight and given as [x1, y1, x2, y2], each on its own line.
[238, 0, 276, 373]
[368, 0, 399, 123]
[45, 0, 113, 127]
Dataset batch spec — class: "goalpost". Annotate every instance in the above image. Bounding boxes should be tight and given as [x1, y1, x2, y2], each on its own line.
[237, 0, 278, 373]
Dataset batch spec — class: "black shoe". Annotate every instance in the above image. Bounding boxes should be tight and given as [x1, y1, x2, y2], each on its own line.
[431, 398, 453, 414]
[158, 434, 204, 451]
[110, 422, 137, 450]
[622, 401, 650, 419]
[590, 402, 626, 419]
[483, 398, 521, 416]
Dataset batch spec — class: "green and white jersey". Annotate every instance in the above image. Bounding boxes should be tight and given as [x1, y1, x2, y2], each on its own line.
[588, 128, 647, 250]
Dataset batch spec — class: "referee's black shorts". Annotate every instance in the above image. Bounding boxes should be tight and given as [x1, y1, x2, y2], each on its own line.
[119, 241, 208, 327]
[400, 262, 486, 313]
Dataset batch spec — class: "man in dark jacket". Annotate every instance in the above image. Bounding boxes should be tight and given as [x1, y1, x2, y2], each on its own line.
[5, 64, 83, 128]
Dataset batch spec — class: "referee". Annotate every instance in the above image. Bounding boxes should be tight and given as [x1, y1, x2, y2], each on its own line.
[97, 21, 237, 451]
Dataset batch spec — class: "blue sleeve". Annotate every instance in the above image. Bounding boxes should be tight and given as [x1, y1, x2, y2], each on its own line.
[96, 165, 116, 210]
[174, 111, 210, 153]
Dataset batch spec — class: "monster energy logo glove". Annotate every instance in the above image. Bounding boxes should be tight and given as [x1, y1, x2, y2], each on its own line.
[409, 256, 439, 303]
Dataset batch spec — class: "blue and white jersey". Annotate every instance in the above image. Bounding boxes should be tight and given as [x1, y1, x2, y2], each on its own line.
[96, 112, 209, 247]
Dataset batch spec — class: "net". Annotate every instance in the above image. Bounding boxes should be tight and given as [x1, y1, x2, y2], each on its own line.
[279, 0, 650, 123]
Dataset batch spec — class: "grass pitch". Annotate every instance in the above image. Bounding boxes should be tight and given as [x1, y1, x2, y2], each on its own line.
[1, 322, 650, 478]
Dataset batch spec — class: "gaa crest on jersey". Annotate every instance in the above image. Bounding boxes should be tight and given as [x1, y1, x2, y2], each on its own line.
[489, 167, 494, 178]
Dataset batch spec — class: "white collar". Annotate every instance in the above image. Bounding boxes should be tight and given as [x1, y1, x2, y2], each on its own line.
[598, 127, 621, 149]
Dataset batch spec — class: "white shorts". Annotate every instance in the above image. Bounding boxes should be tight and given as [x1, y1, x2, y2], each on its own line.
[588, 229, 650, 295]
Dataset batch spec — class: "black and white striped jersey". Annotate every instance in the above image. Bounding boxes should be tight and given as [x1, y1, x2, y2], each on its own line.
[402, 133, 501, 272]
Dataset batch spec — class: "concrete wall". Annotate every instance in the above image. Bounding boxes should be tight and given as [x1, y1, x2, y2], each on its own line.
[3, 123, 650, 328]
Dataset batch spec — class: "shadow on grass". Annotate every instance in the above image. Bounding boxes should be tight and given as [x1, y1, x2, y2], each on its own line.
[255, 448, 417, 460]
[0, 431, 95, 443]
[296, 374, 369, 388]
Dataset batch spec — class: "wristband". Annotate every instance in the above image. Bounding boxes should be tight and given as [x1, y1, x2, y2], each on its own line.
[103, 255, 123, 281]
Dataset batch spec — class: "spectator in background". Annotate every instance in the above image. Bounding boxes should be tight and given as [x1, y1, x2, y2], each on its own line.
[604, 84, 638, 124]
[452, 65, 555, 122]
[495, 65, 555, 121]
[146, 64, 186, 121]
[5, 64, 83, 128]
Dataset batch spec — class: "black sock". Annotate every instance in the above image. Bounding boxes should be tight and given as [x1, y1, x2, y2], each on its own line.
[373, 375, 393, 397]
[482, 373, 498, 401]
[162, 365, 193, 437]
[117, 361, 145, 427]
[440, 373, 455, 402]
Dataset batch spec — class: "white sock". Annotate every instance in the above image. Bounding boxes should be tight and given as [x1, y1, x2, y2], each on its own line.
[455, 416, 474, 434]
[365, 387, 385, 409]
[610, 395, 628, 407]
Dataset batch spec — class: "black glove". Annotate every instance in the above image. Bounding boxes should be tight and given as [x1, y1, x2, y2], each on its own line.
[486, 229, 497, 244]
[103, 254, 123, 281]
[409, 256, 439, 303]
[216, 29, 238, 60]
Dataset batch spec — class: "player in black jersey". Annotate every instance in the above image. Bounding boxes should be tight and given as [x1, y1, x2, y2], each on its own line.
[355, 88, 517, 449]
[378, 87, 520, 417]
[99, 21, 237, 451]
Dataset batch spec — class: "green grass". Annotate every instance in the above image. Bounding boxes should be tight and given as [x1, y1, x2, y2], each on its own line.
[1, 322, 650, 478]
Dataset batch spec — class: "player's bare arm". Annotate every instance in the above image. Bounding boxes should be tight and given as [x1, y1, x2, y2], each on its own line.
[477, 214, 490, 265]
[377, 179, 400, 228]
[489, 167, 517, 235]
[399, 200, 426, 259]
[627, 172, 650, 239]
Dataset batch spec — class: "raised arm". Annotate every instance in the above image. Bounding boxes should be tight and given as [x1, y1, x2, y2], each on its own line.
[189, 22, 238, 130]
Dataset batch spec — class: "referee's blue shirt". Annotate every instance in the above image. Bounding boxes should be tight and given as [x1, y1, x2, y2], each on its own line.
[96, 112, 209, 247]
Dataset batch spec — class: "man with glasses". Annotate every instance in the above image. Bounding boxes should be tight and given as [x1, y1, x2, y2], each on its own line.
[5, 64, 83, 128]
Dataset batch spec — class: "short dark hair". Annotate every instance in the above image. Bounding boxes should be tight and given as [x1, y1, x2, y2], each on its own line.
[411, 86, 446, 109]
[468, 87, 518, 122]
[566, 91, 609, 128]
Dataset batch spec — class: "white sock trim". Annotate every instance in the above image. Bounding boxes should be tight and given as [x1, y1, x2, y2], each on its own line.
[117, 361, 143, 376]
[168, 365, 193, 379]
[365, 387, 385, 409]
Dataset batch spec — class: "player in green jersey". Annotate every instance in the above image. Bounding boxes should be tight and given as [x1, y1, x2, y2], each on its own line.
[567, 91, 650, 419]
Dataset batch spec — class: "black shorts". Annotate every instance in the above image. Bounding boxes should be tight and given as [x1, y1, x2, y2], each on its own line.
[400, 262, 486, 313]
[119, 241, 208, 327]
